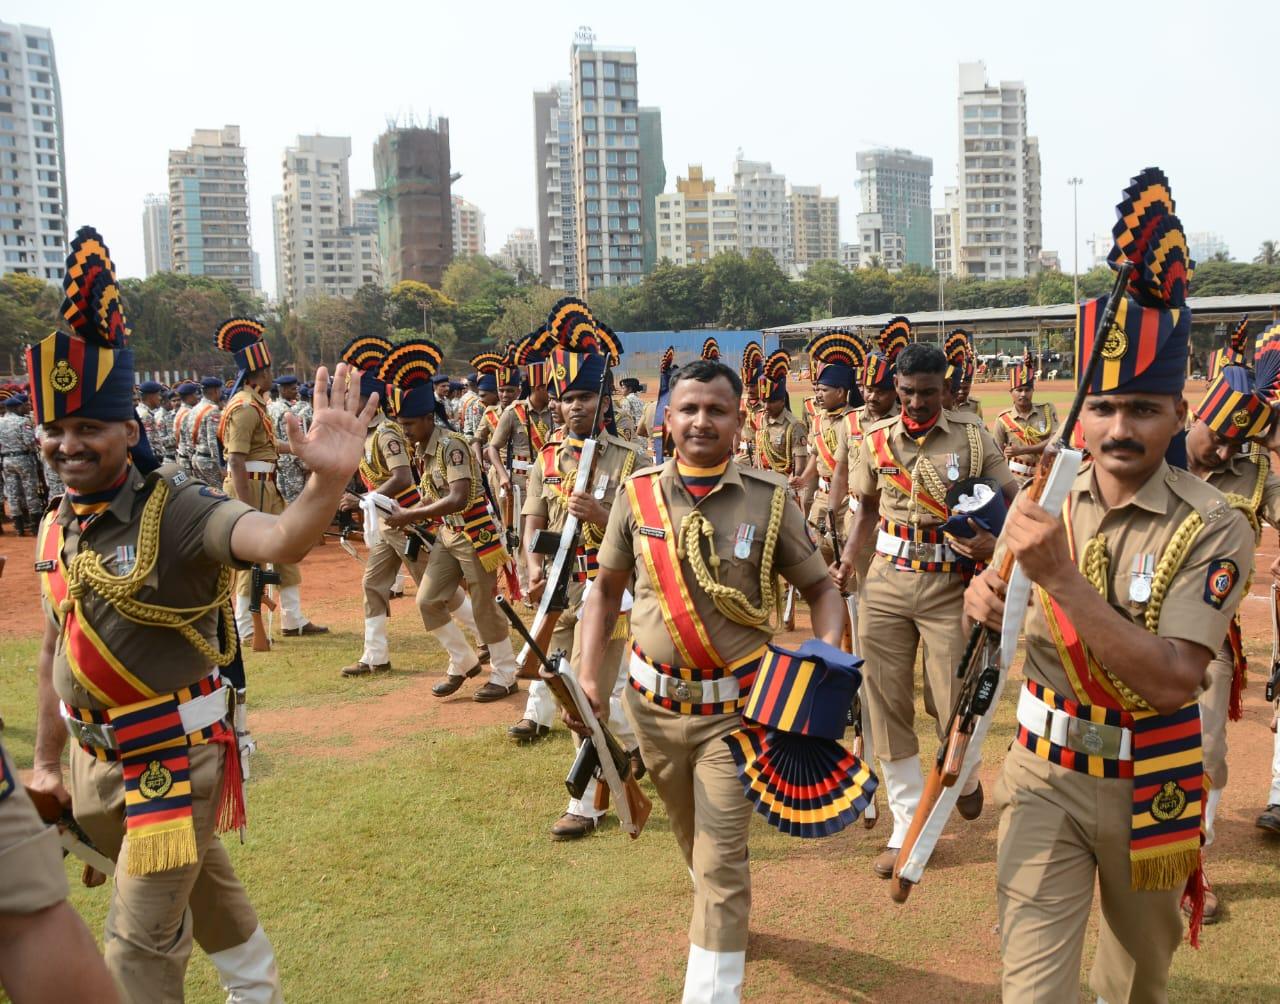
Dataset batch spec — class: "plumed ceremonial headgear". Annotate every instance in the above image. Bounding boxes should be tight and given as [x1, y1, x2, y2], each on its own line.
[763, 350, 791, 403]
[545, 296, 610, 398]
[944, 329, 974, 394]
[807, 329, 866, 391]
[740, 341, 764, 399]
[1008, 348, 1035, 389]
[377, 340, 445, 420]
[340, 334, 393, 401]
[216, 317, 272, 397]
[725, 639, 878, 838]
[513, 325, 556, 392]
[863, 316, 912, 389]
[658, 345, 676, 397]
[1076, 167, 1194, 396]
[26, 226, 136, 425]
[469, 350, 504, 394]
[701, 337, 721, 362]
[1194, 318, 1280, 442]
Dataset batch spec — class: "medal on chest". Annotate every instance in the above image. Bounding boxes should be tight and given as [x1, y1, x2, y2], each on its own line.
[1129, 554, 1154, 604]
[735, 523, 755, 559]
[944, 452, 960, 481]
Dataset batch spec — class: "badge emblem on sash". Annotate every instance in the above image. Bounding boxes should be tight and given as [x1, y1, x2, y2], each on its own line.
[138, 760, 175, 800]
[1150, 780, 1188, 822]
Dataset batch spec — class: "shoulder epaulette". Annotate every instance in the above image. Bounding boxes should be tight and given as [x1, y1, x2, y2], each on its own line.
[739, 464, 788, 488]
[630, 463, 664, 480]
[1165, 467, 1243, 524]
[864, 414, 899, 434]
[947, 410, 984, 426]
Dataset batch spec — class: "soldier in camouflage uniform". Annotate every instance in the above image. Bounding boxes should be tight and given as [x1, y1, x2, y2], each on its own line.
[172, 381, 201, 476]
[135, 380, 165, 449]
[158, 387, 179, 463]
[272, 374, 307, 503]
[0, 394, 41, 533]
[191, 376, 225, 487]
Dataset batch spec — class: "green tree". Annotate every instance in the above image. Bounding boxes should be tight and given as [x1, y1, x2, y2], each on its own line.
[0, 273, 62, 370]
[441, 255, 518, 306]
[1255, 241, 1278, 266]
[387, 281, 457, 334]
[487, 286, 561, 347]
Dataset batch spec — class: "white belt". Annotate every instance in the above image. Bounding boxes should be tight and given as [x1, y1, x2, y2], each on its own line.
[847, 496, 859, 514]
[244, 460, 276, 474]
[628, 652, 740, 704]
[1009, 459, 1036, 477]
[61, 685, 232, 751]
[875, 529, 957, 565]
[818, 476, 831, 493]
[511, 459, 531, 472]
[1016, 685, 1132, 761]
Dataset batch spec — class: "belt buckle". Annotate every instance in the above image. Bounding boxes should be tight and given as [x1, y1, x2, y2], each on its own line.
[910, 540, 933, 561]
[1066, 717, 1120, 758]
[670, 678, 702, 703]
[69, 717, 117, 751]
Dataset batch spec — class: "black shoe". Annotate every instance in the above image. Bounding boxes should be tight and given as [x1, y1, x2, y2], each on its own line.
[957, 781, 984, 821]
[1257, 804, 1280, 834]
[508, 718, 550, 742]
[473, 682, 519, 703]
[432, 663, 481, 697]
[282, 622, 330, 637]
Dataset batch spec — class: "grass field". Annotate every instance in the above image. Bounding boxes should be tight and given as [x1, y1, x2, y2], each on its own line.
[2, 388, 1278, 1002]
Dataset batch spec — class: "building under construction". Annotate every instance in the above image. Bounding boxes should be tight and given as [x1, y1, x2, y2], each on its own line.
[373, 117, 453, 288]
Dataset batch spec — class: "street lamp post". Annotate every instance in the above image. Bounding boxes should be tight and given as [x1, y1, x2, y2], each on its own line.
[1067, 177, 1083, 303]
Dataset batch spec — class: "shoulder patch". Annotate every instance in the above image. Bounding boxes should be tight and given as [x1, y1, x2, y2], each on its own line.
[1204, 559, 1239, 608]
[199, 486, 228, 500]
[386, 438, 402, 456]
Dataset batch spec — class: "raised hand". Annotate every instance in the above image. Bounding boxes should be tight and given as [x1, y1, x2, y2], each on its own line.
[285, 364, 378, 484]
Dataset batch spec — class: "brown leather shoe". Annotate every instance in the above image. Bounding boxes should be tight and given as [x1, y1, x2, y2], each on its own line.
[473, 681, 519, 703]
[874, 847, 898, 879]
[957, 781, 984, 821]
[551, 812, 599, 841]
[629, 747, 647, 781]
[341, 661, 391, 678]
[282, 622, 330, 637]
[508, 718, 550, 742]
[431, 663, 481, 697]
[1257, 804, 1280, 834]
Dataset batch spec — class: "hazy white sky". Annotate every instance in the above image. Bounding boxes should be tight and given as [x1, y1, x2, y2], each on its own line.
[10, 0, 1276, 298]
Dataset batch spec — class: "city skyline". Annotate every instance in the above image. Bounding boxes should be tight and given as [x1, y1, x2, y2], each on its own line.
[7, 1, 1276, 300]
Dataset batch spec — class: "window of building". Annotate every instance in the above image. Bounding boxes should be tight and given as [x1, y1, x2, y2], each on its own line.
[581, 62, 595, 78]
[583, 99, 595, 112]
[625, 151, 637, 164]
[621, 65, 636, 81]
[604, 80, 617, 97]
[583, 151, 596, 164]
[603, 61, 617, 77]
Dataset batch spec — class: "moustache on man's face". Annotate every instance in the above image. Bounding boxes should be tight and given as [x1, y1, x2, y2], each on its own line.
[1100, 439, 1145, 456]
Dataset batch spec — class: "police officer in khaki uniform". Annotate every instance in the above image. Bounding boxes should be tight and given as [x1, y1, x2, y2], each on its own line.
[26, 225, 380, 1003]
[965, 168, 1257, 1002]
[507, 328, 645, 839]
[217, 319, 327, 641]
[0, 736, 119, 1000]
[800, 332, 864, 563]
[579, 357, 845, 1003]
[753, 350, 809, 481]
[383, 341, 521, 702]
[1182, 320, 1280, 921]
[947, 329, 982, 419]
[837, 334, 1017, 879]
[993, 351, 1059, 486]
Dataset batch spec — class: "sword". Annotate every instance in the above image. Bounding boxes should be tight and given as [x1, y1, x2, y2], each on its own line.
[24, 786, 116, 881]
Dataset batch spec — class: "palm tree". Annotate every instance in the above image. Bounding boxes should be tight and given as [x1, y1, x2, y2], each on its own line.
[1255, 240, 1279, 266]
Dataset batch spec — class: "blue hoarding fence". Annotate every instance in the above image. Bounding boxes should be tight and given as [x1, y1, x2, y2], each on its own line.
[612, 330, 778, 387]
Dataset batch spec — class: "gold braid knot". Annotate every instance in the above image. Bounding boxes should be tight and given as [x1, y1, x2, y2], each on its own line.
[61, 479, 237, 667]
[675, 484, 785, 628]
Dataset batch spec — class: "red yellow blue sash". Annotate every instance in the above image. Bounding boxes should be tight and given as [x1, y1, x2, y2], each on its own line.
[812, 414, 841, 474]
[867, 427, 948, 521]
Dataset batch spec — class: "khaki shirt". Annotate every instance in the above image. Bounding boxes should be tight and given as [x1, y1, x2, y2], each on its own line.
[1204, 450, 1280, 532]
[43, 467, 253, 710]
[851, 409, 1015, 528]
[954, 398, 983, 420]
[491, 401, 555, 463]
[757, 409, 809, 474]
[807, 406, 849, 479]
[523, 432, 644, 531]
[220, 387, 277, 463]
[362, 415, 411, 486]
[835, 403, 899, 476]
[0, 739, 68, 914]
[1022, 462, 1255, 697]
[599, 459, 827, 667]
[418, 425, 476, 504]
[992, 402, 1060, 451]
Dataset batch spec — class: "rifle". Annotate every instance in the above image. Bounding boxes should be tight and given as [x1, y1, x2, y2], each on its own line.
[25, 786, 114, 886]
[249, 563, 280, 653]
[498, 596, 652, 837]
[890, 260, 1133, 903]
[1268, 580, 1280, 704]
[515, 366, 611, 680]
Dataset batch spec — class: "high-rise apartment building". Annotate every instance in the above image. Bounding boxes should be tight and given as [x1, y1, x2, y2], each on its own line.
[786, 185, 839, 268]
[168, 125, 254, 291]
[932, 186, 960, 277]
[0, 23, 66, 281]
[533, 83, 577, 291]
[274, 134, 360, 305]
[655, 165, 737, 266]
[141, 194, 172, 276]
[497, 227, 540, 274]
[569, 32, 646, 291]
[954, 62, 1042, 279]
[373, 118, 453, 288]
[638, 107, 664, 272]
[732, 157, 786, 265]
[451, 196, 485, 259]
[1188, 232, 1228, 263]
[855, 149, 933, 270]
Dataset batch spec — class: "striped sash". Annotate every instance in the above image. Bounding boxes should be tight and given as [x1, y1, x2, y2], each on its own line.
[867, 427, 948, 521]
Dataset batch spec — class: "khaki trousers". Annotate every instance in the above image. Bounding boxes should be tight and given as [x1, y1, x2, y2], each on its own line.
[1199, 648, 1232, 790]
[363, 527, 428, 619]
[624, 687, 753, 952]
[995, 742, 1183, 1004]
[858, 558, 971, 760]
[71, 742, 261, 1003]
[227, 477, 301, 595]
[415, 526, 507, 643]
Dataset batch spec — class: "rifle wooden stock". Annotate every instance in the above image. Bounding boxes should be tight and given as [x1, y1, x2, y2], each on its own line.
[249, 563, 281, 653]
